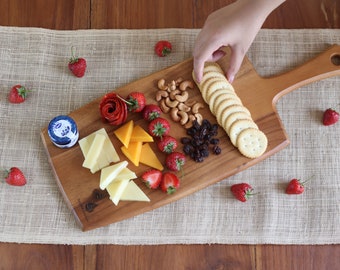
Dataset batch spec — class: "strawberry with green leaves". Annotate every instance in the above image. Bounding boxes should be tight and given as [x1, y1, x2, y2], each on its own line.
[141, 169, 162, 189]
[148, 117, 170, 138]
[8, 85, 30, 104]
[142, 104, 162, 121]
[154, 40, 172, 57]
[165, 151, 186, 172]
[322, 108, 339, 126]
[157, 135, 178, 154]
[3, 167, 27, 186]
[125, 92, 146, 112]
[230, 183, 255, 202]
[286, 178, 305, 194]
[68, 47, 87, 78]
[160, 172, 180, 194]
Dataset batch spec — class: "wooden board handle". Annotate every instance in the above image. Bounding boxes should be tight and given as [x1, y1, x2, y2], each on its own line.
[268, 44, 340, 103]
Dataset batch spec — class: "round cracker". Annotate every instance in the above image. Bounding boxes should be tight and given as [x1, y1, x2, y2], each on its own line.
[203, 62, 224, 74]
[228, 119, 258, 146]
[201, 71, 226, 83]
[216, 104, 251, 130]
[237, 128, 268, 158]
[201, 79, 231, 102]
[211, 92, 242, 114]
[224, 111, 253, 134]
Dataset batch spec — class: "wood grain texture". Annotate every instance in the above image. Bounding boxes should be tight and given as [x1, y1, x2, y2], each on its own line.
[94, 244, 256, 270]
[0, 0, 339, 269]
[0, 243, 84, 270]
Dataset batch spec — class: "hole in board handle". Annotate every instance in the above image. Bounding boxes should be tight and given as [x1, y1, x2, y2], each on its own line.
[331, 54, 340, 66]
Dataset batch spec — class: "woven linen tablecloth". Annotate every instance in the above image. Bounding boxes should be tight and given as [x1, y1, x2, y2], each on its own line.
[0, 27, 339, 245]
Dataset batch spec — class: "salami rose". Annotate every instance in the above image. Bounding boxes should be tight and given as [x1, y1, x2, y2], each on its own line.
[99, 93, 128, 125]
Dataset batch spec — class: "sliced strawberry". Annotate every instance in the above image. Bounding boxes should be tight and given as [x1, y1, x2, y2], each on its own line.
[141, 169, 162, 189]
[160, 172, 180, 194]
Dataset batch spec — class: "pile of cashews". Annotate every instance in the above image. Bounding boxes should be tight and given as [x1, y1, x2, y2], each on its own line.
[155, 78, 204, 128]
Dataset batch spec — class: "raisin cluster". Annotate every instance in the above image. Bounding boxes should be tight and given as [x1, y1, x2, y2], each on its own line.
[181, 119, 222, 162]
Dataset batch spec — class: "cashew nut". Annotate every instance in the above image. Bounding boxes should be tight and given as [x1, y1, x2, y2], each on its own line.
[170, 107, 180, 122]
[185, 100, 197, 107]
[156, 90, 169, 101]
[179, 80, 194, 91]
[177, 102, 191, 112]
[160, 99, 170, 113]
[175, 91, 189, 103]
[194, 113, 203, 125]
[157, 79, 168, 91]
[168, 80, 177, 91]
[192, 102, 204, 114]
[185, 115, 196, 128]
[175, 77, 184, 86]
[178, 111, 189, 125]
[165, 97, 179, 108]
[169, 89, 181, 100]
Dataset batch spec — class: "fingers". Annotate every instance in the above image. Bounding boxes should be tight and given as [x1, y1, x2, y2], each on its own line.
[225, 46, 245, 83]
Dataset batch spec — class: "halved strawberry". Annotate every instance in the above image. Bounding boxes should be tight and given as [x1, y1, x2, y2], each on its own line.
[141, 169, 162, 189]
[160, 172, 180, 194]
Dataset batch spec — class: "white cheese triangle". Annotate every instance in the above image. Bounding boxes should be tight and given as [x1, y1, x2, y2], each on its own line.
[120, 181, 150, 202]
[99, 161, 128, 190]
[106, 178, 130, 205]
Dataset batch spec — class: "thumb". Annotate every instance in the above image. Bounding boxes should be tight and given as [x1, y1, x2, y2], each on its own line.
[226, 47, 245, 83]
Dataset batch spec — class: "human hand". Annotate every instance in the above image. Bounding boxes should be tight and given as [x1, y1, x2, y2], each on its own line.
[193, 0, 285, 83]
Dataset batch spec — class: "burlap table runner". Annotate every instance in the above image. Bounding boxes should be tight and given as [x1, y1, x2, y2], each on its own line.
[0, 27, 339, 245]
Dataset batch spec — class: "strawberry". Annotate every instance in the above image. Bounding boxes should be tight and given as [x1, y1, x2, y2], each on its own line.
[148, 117, 170, 138]
[125, 92, 146, 112]
[68, 47, 87, 77]
[160, 172, 180, 194]
[154, 40, 172, 57]
[142, 104, 162, 121]
[165, 151, 186, 171]
[4, 167, 27, 186]
[157, 135, 178, 154]
[8, 85, 30, 104]
[141, 169, 162, 189]
[286, 178, 305, 194]
[230, 183, 254, 202]
[322, 108, 339, 126]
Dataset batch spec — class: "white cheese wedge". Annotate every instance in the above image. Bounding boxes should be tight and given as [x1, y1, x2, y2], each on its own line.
[99, 161, 128, 190]
[79, 128, 120, 173]
[116, 167, 137, 180]
[82, 133, 106, 171]
[106, 178, 130, 205]
[120, 181, 150, 202]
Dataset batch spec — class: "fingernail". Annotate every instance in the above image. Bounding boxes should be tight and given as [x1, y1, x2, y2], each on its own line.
[228, 75, 234, 83]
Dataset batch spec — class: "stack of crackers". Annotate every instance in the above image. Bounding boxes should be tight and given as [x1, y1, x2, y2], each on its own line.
[193, 62, 268, 159]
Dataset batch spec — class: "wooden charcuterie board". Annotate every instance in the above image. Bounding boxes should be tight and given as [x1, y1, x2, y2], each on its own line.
[41, 45, 340, 231]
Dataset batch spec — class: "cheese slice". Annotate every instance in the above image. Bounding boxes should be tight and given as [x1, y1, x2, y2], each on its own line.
[116, 167, 137, 180]
[79, 128, 120, 173]
[120, 181, 150, 202]
[114, 120, 134, 148]
[106, 178, 130, 205]
[82, 133, 106, 171]
[130, 125, 153, 143]
[139, 143, 164, 171]
[99, 161, 128, 190]
[121, 141, 142, 167]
